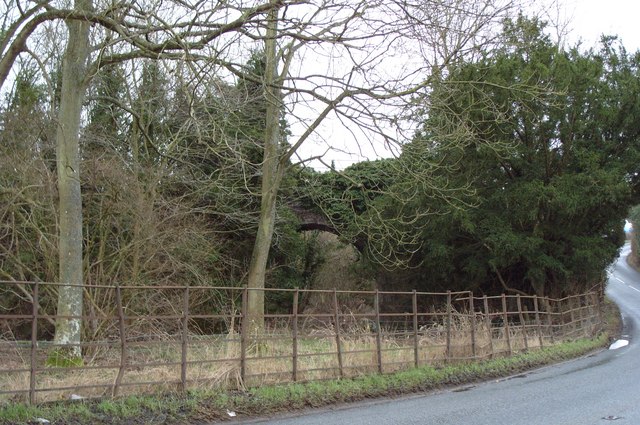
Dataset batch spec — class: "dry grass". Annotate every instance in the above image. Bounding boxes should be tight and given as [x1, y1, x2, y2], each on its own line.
[0, 306, 600, 405]
[0, 288, 599, 404]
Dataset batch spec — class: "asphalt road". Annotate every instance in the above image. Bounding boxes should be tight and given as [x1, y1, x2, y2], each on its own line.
[237, 243, 640, 425]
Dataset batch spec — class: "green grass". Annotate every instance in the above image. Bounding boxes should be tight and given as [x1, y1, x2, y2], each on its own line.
[45, 349, 84, 368]
[0, 333, 609, 425]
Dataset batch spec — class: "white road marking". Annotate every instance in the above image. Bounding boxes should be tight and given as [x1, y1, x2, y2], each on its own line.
[627, 285, 640, 294]
[611, 275, 640, 293]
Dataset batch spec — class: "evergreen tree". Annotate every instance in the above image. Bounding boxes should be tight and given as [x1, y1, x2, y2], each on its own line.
[84, 64, 128, 154]
[380, 17, 640, 297]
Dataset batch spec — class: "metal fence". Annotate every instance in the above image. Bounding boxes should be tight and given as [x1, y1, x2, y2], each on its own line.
[0, 281, 603, 404]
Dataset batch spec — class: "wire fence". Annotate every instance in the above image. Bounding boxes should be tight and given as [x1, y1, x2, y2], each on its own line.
[0, 281, 603, 404]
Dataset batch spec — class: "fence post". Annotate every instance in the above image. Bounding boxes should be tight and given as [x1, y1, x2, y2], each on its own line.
[113, 285, 128, 397]
[374, 289, 383, 373]
[483, 295, 494, 359]
[577, 294, 589, 337]
[412, 290, 419, 368]
[546, 298, 555, 344]
[586, 294, 592, 336]
[585, 294, 593, 337]
[240, 286, 248, 386]
[469, 292, 476, 359]
[292, 289, 299, 382]
[29, 282, 39, 405]
[446, 291, 452, 362]
[533, 296, 544, 348]
[180, 286, 189, 392]
[557, 298, 565, 339]
[580, 295, 586, 337]
[593, 292, 603, 335]
[596, 290, 603, 332]
[578, 294, 587, 338]
[333, 289, 344, 378]
[502, 294, 512, 355]
[569, 297, 576, 339]
[517, 295, 528, 352]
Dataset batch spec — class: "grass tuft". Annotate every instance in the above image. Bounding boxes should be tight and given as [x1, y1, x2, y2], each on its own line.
[45, 348, 84, 368]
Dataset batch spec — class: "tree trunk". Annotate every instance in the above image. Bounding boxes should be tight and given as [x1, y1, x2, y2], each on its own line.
[246, 188, 278, 333]
[53, 0, 91, 361]
[245, 1, 282, 333]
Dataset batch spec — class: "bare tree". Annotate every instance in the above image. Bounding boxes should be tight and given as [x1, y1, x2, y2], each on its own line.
[242, 0, 525, 328]
[51, 0, 92, 361]
[0, 0, 289, 360]
[0, 0, 533, 347]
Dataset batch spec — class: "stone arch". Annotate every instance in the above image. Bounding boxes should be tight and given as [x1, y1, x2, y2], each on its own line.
[291, 205, 364, 252]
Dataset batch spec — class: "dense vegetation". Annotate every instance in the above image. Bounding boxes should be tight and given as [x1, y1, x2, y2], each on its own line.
[412, 19, 640, 297]
[302, 18, 640, 298]
[2, 15, 639, 340]
[0, 54, 319, 337]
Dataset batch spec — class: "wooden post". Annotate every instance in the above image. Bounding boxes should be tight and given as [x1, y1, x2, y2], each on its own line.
[533, 296, 544, 348]
[587, 294, 594, 337]
[502, 294, 512, 355]
[29, 282, 39, 405]
[333, 289, 344, 378]
[374, 290, 383, 373]
[446, 291, 452, 362]
[113, 285, 128, 397]
[412, 290, 419, 368]
[593, 292, 603, 335]
[576, 296, 583, 337]
[574, 296, 580, 338]
[483, 296, 494, 358]
[582, 294, 590, 337]
[469, 292, 476, 359]
[240, 286, 248, 385]
[595, 292, 603, 333]
[546, 298, 555, 344]
[584, 294, 590, 337]
[292, 289, 299, 382]
[180, 286, 189, 392]
[517, 295, 528, 352]
[569, 297, 576, 339]
[557, 298, 564, 339]
[581, 295, 587, 336]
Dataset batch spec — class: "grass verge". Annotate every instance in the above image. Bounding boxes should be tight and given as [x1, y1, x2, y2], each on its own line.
[0, 332, 611, 425]
[1, 299, 620, 424]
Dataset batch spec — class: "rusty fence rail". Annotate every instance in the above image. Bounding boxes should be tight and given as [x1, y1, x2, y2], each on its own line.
[0, 281, 603, 404]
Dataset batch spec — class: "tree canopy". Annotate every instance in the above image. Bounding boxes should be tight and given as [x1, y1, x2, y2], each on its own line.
[2, 5, 639, 352]
[360, 17, 640, 297]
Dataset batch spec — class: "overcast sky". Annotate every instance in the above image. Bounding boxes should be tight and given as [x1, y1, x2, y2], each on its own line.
[300, 0, 640, 171]
[563, 0, 640, 51]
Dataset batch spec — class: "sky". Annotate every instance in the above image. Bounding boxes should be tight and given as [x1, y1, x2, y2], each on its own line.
[301, 0, 640, 172]
[562, 0, 640, 51]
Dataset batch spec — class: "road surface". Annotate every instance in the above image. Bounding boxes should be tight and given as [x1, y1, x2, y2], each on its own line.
[237, 243, 640, 425]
